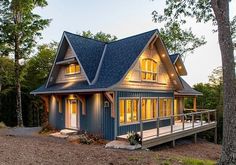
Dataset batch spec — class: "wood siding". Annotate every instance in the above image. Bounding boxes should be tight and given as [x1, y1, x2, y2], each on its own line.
[116, 46, 174, 91]
[55, 46, 87, 83]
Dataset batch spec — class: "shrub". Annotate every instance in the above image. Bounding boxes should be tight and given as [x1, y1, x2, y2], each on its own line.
[127, 131, 142, 145]
[39, 124, 57, 134]
[77, 134, 94, 145]
[0, 122, 6, 128]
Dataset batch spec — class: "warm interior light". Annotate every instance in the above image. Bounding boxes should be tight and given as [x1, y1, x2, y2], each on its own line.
[161, 54, 166, 57]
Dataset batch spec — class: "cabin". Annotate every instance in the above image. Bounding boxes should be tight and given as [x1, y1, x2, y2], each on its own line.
[31, 29, 217, 148]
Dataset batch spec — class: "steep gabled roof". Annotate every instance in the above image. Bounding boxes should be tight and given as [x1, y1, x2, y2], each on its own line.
[169, 53, 179, 64]
[32, 29, 190, 94]
[95, 29, 157, 87]
[64, 32, 106, 83]
[175, 77, 202, 96]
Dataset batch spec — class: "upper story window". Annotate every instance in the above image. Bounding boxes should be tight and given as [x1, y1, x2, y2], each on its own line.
[65, 64, 80, 75]
[141, 58, 157, 81]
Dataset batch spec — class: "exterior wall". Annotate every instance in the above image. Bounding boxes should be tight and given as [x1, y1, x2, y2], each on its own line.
[64, 47, 74, 59]
[116, 91, 174, 136]
[49, 93, 115, 140]
[49, 95, 65, 129]
[116, 46, 174, 91]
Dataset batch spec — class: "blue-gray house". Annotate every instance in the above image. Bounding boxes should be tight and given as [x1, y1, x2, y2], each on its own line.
[31, 29, 202, 140]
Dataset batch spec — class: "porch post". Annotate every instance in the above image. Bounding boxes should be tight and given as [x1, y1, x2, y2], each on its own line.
[193, 96, 197, 112]
[139, 97, 143, 139]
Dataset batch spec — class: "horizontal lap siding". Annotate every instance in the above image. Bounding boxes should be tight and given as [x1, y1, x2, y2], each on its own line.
[116, 91, 173, 136]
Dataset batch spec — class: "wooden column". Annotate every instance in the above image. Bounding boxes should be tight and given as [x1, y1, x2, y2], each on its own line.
[193, 96, 197, 112]
[104, 92, 115, 118]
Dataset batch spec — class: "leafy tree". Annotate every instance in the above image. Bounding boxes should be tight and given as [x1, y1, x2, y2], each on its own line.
[80, 30, 117, 42]
[158, 22, 206, 60]
[0, 57, 14, 91]
[0, 0, 50, 126]
[22, 42, 57, 91]
[152, 1, 236, 163]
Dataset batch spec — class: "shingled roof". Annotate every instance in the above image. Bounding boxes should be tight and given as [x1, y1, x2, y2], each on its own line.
[169, 53, 179, 64]
[31, 29, 196, 94]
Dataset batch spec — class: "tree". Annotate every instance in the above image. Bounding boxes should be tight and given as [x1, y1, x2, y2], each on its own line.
[158, 22, 206, 60]
[0, 0, 50, 127]
[0, 57, 14, 92]
[152, 0, 236, 163]
[22, 42, 57, 91]
[80, 30, 117, 42]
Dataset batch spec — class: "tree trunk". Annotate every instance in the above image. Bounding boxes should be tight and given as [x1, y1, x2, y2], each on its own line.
[14, 36, 23, 127]
[211, 0, 236, 164]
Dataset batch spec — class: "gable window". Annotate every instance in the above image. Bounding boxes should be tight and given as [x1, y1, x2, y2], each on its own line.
[65, 64, 80, 75]
[119, 99, 139, 124]
[141, 58, 157, 81]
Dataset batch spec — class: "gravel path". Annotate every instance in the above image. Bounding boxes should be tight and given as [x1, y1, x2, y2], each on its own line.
[0, 128, 221, 165]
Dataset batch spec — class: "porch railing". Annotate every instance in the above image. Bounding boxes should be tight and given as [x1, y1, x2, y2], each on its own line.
[140, 109, 217, 140]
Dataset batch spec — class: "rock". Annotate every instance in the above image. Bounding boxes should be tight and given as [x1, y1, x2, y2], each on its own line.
[67, 135, 80, 142]
[105, 140, 141, 150]
[49, 132, 68, 139]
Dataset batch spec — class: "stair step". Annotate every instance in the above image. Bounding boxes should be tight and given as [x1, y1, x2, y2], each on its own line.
[60, 129, 78, 135]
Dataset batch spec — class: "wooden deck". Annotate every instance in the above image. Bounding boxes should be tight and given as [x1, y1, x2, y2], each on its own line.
[118, 110, 217, 148]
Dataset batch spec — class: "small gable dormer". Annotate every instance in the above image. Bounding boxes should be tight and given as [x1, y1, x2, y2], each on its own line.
[55, 46, 87, 83]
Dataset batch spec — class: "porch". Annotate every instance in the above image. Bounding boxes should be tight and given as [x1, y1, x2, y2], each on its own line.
[117, 109, 217, 148]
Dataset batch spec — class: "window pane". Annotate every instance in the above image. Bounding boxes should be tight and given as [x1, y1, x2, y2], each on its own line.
[126, 100, 132, 123]
[75, 64, 80, 73]
[159, 99, 164, 117]
[141, 60, 146, 71]
[153, 99, 157, 118]
[146, 99, 152, 120]
[133, 100, 138, 122]
[141, 72, 146, 80]
[141, 99, 146, 120]
[119, 100, 125, 124]
[166, 98, 172, 116]
[147, 60, 151, 71]
[153, 62, 157, 72]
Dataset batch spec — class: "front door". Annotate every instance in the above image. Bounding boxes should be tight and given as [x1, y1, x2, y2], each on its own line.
[68, 99, 79, 129]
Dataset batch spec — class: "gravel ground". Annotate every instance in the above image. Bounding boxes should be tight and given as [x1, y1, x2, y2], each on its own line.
[0, 128, 221, 165]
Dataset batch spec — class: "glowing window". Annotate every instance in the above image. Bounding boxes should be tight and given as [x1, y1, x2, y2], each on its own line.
[141, 59, 157, 81]
[119, 99, 139, 124]
[141, 98, 157, 120]
[159, 98, 172, 117]
[66, 64, 80, 74]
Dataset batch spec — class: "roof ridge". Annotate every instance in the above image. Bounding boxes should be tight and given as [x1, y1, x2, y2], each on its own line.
[108, 29, 158, 44]
[64, 31, 107, 44]
[64, 29, 158, 45]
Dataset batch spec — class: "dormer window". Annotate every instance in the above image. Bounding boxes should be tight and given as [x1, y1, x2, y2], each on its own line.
[65, 64, 80, 75]
[141, 58, 157, 81]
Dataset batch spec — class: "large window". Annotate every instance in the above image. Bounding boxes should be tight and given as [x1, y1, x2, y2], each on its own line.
[119, 99, 139, 124]
[141, 58, 157, 81]
[65, 64, 80, 75]
[141, 98, 158, 120]
[159, 98, 172, 117]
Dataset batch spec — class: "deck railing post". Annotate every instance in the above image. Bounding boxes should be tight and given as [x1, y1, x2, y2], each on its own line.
[171, 116, 173, 133]
[140, 120, 143, 140]
[200, 111, 203, 126]
[192, 113, 194, 128]
[208, 111, 210, 123]
[156, 117, 159, 137]
[214, 110, 217, 122]
[182, 115, 185, 130]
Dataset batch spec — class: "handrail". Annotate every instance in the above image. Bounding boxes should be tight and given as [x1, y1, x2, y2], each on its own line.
[140, 109, 217, 140]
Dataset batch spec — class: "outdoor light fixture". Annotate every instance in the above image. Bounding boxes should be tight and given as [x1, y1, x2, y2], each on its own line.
[161, 54, 165, 57]
[178, 66, 182, 69]
[171, 73, 174, 77]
